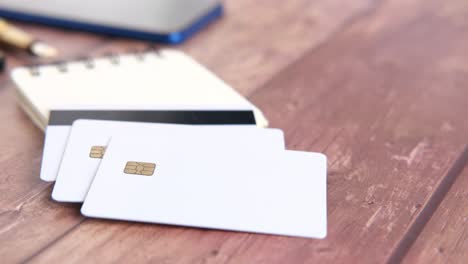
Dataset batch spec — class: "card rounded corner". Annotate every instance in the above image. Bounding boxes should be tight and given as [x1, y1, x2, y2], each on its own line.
[71, 119, 89, 127]
[316, 229, 327, 239]
[39, 175, 56, 182]
[310, 152, 327, 164]
[80, 205, 93, 217]
[51, 190, 64, 203]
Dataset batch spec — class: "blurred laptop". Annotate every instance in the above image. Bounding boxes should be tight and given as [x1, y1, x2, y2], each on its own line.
[0, 0, 223, 43]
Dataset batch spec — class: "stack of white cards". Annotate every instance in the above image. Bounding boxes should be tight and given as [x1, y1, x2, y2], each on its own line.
[10, 49, 327, 238]
[43, 119, 327, 239]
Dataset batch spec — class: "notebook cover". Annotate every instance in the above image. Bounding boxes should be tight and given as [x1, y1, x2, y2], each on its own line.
[10, 49, 269, 130]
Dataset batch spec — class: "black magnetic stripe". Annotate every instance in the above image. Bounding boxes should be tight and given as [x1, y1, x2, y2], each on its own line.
[48, 110, 256, 125]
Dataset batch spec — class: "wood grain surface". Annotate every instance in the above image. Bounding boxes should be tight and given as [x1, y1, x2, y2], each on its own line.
[0, 0, 467, 263]
[403, 166, 468, 264]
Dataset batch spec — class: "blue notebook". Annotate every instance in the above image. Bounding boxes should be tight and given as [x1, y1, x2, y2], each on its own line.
[0, 0, 222, 44]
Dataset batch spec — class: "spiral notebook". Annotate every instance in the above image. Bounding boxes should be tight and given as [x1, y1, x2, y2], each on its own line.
[10, 49, 268, 130]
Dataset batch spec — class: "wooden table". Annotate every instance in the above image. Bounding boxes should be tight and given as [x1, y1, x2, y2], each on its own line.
[1, 0, 467, 263]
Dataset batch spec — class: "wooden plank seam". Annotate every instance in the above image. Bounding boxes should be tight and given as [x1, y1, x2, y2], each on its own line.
[387, 145, 468, 264]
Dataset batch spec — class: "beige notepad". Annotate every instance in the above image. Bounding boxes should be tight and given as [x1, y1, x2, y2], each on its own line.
[10, 49, 268, 130]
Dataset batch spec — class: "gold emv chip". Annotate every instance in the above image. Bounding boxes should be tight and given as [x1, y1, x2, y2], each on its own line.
[124, 161, 156, 176]
[89, 146, 106, 158]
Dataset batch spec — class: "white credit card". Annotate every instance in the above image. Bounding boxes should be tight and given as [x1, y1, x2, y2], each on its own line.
[40, 106, 261, 182]
[52, 120, 285, 203]
[81, 135, 327, 239]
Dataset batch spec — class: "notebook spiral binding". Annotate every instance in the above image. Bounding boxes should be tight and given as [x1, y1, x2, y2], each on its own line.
[28, 47, 163, 76]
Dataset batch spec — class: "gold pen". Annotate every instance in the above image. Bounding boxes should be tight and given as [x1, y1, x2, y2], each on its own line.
[0, 18, 57, 58]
